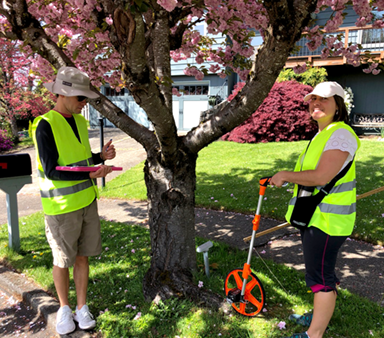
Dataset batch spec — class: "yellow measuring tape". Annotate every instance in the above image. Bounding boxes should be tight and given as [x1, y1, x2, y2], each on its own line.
[243, 185, 384, 242]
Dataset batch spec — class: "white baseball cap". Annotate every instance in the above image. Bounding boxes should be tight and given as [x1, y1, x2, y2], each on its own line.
[303, 81, 345, 102]
[44, 66, 99, 99]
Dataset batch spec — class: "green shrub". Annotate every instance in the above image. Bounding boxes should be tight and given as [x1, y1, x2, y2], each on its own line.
[277, 66, 328, 87]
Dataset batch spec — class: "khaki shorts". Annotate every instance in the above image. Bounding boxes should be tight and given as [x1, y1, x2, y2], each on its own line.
[45, 200, 102, 268]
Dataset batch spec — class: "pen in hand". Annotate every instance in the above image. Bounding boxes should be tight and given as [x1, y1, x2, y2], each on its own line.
[107, 139, 112, 150]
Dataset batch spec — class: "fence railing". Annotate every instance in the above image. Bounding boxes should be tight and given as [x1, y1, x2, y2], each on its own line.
[289, 26, 384, 58]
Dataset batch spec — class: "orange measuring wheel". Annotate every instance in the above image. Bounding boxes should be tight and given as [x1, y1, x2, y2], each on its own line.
[224, 268, 265, 317]
[224, 176, 272, 317]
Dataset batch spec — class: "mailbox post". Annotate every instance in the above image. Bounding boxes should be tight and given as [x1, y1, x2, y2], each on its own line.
[0, 154, 32, 252]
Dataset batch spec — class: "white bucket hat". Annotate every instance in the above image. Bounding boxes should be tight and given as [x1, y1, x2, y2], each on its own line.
[43, 66, 99, 99]
[304, 81, 345, 102]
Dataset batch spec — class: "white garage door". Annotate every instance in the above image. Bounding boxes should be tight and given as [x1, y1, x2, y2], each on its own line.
[183, 100, 208, 130]
[172, 101, 180, 129]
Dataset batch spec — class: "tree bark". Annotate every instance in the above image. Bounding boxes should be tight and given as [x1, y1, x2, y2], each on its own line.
[142, 145, 228, 308]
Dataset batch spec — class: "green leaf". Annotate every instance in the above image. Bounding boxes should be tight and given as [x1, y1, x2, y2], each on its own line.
[73, 48, 80, 61]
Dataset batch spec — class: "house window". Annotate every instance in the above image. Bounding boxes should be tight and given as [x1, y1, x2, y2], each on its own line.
[362, 28, 384, 44]
[350, 28, 384, 51]
[105, 87, 126, 96]
[173, 84, 209, 95]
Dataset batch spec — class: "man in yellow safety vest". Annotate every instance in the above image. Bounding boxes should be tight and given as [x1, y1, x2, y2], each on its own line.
[32, 66, 116, 335]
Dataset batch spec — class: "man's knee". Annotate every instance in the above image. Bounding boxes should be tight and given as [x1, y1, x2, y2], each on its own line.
[74, 256, 89, 266]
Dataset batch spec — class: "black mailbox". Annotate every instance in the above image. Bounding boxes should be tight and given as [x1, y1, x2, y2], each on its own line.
[0, 154, 32, 178]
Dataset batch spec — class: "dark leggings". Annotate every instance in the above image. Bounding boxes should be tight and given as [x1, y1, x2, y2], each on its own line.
[301, 226, 347, 293]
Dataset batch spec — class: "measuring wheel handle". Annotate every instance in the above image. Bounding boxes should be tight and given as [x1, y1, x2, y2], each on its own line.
[224, 268, 266, 317]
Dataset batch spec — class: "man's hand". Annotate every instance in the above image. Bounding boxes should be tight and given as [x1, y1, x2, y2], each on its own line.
[101, 139, 116, 161]
[89, 165, 113, 179]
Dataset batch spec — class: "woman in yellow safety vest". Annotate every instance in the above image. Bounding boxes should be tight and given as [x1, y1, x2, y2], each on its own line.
[271, 81, 360, 338]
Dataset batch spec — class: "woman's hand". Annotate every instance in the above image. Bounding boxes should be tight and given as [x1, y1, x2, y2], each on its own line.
[270, 171, 289, 187]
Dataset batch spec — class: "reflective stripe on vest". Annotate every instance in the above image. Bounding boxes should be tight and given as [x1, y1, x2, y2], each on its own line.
[40, 179, 95, 198]
[288, 179, 357, 208]
[289, 197, 356, 215]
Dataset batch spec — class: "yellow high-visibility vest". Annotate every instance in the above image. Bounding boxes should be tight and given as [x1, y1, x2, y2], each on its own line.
[285, 122, 360, 236]
[32, 110, 98, 215]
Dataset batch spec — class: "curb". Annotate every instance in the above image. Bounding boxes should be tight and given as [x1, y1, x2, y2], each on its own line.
[0, 264, 92, 337]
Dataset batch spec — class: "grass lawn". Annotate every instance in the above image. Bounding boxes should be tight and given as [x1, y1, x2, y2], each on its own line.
[1, 139, 383, 337]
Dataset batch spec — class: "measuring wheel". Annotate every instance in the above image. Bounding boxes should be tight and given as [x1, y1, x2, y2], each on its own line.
[224, 268, 265, 317]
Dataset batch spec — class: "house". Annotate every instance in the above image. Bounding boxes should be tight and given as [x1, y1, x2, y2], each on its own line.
[286, 7, 384, 133]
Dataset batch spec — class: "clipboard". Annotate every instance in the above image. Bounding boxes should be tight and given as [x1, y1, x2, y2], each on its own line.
[56, 166, 123, 172]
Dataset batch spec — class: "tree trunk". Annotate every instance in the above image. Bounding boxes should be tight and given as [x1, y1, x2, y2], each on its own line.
[142, 146, 226, 310]
[8, 110, 19, 142]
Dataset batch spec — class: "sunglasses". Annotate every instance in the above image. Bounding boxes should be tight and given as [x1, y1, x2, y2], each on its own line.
[77, 96, 88, 102]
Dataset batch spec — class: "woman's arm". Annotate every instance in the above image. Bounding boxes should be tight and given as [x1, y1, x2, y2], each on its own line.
[270, 149, 349, 187]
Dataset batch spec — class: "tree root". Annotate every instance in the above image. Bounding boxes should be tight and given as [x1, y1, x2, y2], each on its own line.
[143, 268, 231, 314]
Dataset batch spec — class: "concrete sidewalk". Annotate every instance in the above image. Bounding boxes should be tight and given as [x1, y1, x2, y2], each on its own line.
[0, 128, 383, 337]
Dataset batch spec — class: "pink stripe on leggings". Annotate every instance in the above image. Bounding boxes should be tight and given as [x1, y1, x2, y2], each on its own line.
[310, 235, 333, 293]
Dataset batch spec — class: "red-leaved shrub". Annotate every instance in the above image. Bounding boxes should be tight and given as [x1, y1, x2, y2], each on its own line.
[222, 81, 317, 143]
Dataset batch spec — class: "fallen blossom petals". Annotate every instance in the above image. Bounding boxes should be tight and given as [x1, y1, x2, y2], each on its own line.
[198, 281, 204, 288]
[277, 321, 286, 330]
[133, 312, 141, 320]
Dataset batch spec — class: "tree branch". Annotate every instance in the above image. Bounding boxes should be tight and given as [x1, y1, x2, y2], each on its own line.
[183, 0, 317, 154]
[3, 0, 156, 151]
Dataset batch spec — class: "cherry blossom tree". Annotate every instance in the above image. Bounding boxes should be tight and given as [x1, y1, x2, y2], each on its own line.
[0, 38, 54, 141]
[1, 0, 383, 307]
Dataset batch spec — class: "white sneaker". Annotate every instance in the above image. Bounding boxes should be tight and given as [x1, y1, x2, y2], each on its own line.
[73, 304, 96, 330]
[56, 305, 75, 335]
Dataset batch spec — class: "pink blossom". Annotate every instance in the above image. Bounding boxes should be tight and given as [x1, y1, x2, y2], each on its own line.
[172, 88, 182, 97]
[209, 64, 221, 73]
[133, 312, 141, 320]
[157, 0, 177, 12]
[277, 321, 286, 330]
[293, 63, 307, 74]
